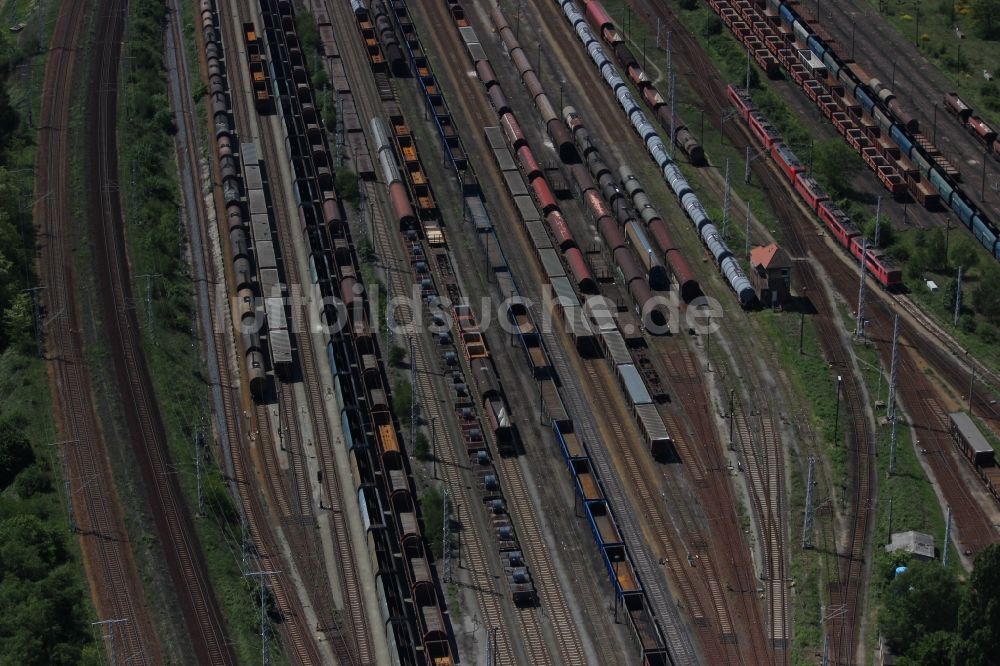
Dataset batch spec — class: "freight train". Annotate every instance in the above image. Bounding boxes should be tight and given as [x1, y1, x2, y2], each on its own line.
[558, 0, 758, 307]
[582, 0, 706, 165]
[949, 412, 1000, 506]
[253, 0, 458, 662]
[761, 0, 1000, 262]
[619, 165, 701, 301]
[945, 92, 1000, 163]
[728, 85, 902, 288]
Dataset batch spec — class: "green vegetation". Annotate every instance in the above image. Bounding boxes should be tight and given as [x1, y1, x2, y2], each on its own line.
[874, 544, 1000, 663]
[878, 559, 961, 659]
[419, 485, 448, 559]
[388, 343, 406, 367]
[0, 2, 101, 662]
[412, 431, 430, 460]
[868, 0, 1000, 127]
[954, 544, 1000, 663]
[294, 3, 337, 142]
[392, 379, 413, 429]
[336, 167, 360, 206]
[118, 0, 285, 662]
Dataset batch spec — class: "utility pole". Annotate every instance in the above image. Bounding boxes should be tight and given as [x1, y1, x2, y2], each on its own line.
[92, 618, 129, 665]
[744, 145, 752, 184]
[874, 197, 882, 247]
[969, 357, 976, 414]
[22, 285, 46, 358]
[195, 428, 205, 515]
[954, 266, 963, 326]
[855, 238, 867, 339]
[888, 315, 900, 423]
[728, 389, 735, 450]
[669, 72, 677, 159]
[889, 405, 899, 476]
[722, 158, 731, 239]
[887, 496, 893, 544]
[802, 456, 815, 549]
[410, 337, 416, 452]
[798, 311, 805, 354]
[52, 439, 79, 533]
[136, 273, 161, 332]
[745, 202, 752, 261]
[833, 375, 843, 445]
[889, 315, 900, 475]
[746, 45, 751, 91]
[246, 570, 279, 666]
[486, 627, 498, 666]
[443, 488, 451, 582]
[942, 507, 952, 568]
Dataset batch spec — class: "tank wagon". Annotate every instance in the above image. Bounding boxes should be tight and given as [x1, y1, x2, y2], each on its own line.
[557, 0, 757, 307]
[563, 107, 670, 292]
[200, 3, 303, 395]
[431, 3, 681, 660]
[485, 8, 675, 328]
[581, 0, 706, 165]
[754, 0, 1000, 263]
[618, 165, 701, 301]
[489, 8, 576, 162]
[368, 0, 408, 76]
[252, 0, 462, 661]
[728, 85, 901, 288]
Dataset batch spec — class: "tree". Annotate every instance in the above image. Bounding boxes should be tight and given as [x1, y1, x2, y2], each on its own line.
[813, 140, 861, 197]
[392, 379, 413, 429]
[971, 0, 1000, 40]
[420, 485, 444, 558]
[896, 630, 953, 665]
[973, 266, 1000, 323]
[0, 420, 34, 489]
[878, 560, 961, 654]
[0, 515, 66, 581]
[912, 228, 949, 273]
[953, 544, 1000, 665]
[950, 237, 981, 273]
[335, 168, 359, 206]
[863, 213, 895, 249]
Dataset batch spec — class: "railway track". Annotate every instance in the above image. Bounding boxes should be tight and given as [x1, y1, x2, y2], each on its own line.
[182, 1, 326, 663]
[82, 0, 239, 660]
[34, 0, 161, 662]
[215, 0, 377, 660]
[812, 0, 1000, 218]
[612, 1, 880, 659]
[360, 176, 522, 665]
[655, 339, 777, 666]
[731, 396, 789, 654]
[320, 1, 581, 662]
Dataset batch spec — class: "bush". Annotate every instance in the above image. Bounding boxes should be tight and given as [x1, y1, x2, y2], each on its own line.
[413, 432, 430, 460]
[392, 379, 413, 428]
[679, 0, 697, 8]
[335, 168, 359, 206]
[977, 321, 997, 343]
[14, 464, 52, 498]
[419, 485, 445, 557]
[388, 344, 406, 367]
[701, 16, 722, 37]
[0, 420, 35, 489]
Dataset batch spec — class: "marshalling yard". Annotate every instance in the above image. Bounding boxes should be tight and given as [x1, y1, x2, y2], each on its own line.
[24, 0, 1000, 664]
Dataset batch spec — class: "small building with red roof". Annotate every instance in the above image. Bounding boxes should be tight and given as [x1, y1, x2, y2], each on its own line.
[750, 244, 792, 308]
